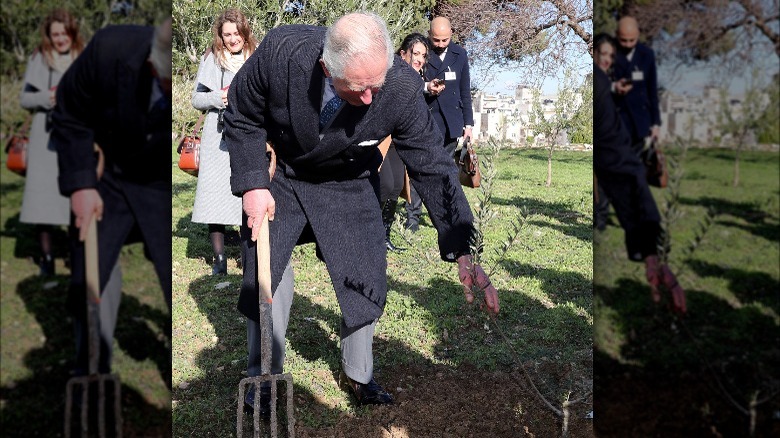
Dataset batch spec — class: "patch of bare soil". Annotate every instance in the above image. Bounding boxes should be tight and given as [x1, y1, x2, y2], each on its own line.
[295, 363, 594, 437]
[595, 359, 780, 437]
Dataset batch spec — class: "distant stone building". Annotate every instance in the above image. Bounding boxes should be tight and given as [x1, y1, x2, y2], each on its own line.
[659, 86, 768, 148]
[471, 85, 567, 147]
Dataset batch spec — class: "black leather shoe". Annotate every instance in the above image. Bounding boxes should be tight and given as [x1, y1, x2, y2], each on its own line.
[385, 236, 405, 252]
[339, 370, 393, 405]
[404, 221, 419, 233]
[243, 384, 271, 418]
[212, 254, 227, 276]
[39, 254, 55, 277]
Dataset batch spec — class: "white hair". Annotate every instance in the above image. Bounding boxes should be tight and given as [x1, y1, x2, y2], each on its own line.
[322, 12, 393, 80]
[149, 17, 172, 79]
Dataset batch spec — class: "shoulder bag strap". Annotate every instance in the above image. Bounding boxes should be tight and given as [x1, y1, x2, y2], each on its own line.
[19, 113, 33, 134]
[191, 112, 206, 137]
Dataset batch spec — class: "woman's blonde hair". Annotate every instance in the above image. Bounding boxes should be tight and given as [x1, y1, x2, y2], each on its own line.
[39, 8, 84, 68]
[211, 8, 258, 67]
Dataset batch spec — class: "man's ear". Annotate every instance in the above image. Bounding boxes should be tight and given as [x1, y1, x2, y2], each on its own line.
[319, 59, 330, 78]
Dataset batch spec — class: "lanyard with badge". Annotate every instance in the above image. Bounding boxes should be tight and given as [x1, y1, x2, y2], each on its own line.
[631, 66, 644, 82]
[444, 66, 456, 81]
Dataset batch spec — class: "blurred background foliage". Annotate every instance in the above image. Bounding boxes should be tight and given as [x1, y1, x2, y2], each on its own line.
[1, 0, 171, 139]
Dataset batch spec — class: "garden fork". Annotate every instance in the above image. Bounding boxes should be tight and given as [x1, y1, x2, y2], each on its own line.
[237, 213, 295, 437]
[65, 215, 122, 437]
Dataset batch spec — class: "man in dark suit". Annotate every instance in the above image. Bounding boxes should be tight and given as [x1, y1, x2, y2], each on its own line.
[225, 12, 499, 409]
[594, 66, 686, 314]
[52, 19, 172, 374]
[405, 16, 475, 231]
[613, 16, 661, 149]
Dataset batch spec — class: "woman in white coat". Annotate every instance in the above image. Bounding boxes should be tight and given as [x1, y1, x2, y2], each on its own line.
[191, 8, 258, 275]
[19, 8, 84, 276]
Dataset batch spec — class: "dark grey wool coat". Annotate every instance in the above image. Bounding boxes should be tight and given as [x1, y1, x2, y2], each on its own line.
[51, 25, 173, 314]
[224, 25, 475, 327]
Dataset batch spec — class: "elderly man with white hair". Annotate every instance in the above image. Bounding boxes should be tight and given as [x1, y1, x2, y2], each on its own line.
[225, 12, 499, 414]
[52, 18, 173, 376]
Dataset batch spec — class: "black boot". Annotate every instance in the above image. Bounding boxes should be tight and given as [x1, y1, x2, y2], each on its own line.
[382, 200, 404, 252]
[39, 254, 55, 277]
[212, 254, 227, 275]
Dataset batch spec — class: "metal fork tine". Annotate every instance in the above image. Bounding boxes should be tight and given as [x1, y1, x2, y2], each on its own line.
[64, 216, 123, 438]
[270, 379, 278, 438]
[237, 214, 295, 437]
[81, 382, 89, 438]
[253, 384, 260, 438]
[99, 377, 106, 437]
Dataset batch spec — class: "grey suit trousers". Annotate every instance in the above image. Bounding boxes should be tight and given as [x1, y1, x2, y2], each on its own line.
[247, 261, 377, 384]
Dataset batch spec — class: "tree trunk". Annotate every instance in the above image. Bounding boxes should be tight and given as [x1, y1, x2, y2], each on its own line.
[733, 145, 741, 187]
[546, 144, 553, 187]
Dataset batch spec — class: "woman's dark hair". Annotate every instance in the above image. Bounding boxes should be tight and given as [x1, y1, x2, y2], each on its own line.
[396, 32, 430, 58]
[593, 33, 616, 53]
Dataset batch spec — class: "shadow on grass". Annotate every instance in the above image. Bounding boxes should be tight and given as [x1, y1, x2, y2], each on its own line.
[685, 259, 780, 310]
[172, 213, 242, 262]
[2, 213, 70, 261]
[678, 196, 780, 244]
[175, 261, 591, 436]
[496, 260, 592, 306]
[595, 276, 780, 436]
[1, 274, 171, 436]
[386, 272, 592, 404]
[521, 151, 593, 165]
[491, 196, 591, 243]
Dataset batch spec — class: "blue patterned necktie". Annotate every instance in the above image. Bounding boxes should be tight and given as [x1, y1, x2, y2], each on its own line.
[319, 94, 343, 130]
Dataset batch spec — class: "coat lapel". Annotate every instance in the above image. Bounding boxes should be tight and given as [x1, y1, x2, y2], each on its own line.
[117, 61, 142, 136]
[302, 98, 373, 162]
[301, 55, 396, 163]
[440, 44, 460, 73]
[426, 51, 443, 80]
[289, 56, 325, 153]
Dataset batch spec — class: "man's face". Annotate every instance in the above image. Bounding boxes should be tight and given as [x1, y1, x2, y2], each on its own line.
[617, 28, 639, 51]
[325, 60, 387, 106]
[429, 27, 452, 55]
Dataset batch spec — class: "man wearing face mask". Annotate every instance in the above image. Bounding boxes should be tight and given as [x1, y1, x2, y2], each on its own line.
[612, 16, 661, 151]
[404, 16, 473, 233]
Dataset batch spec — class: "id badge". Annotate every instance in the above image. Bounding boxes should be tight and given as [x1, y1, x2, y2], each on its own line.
[444, 71, 456, 81]
[631, 70, 644, 81]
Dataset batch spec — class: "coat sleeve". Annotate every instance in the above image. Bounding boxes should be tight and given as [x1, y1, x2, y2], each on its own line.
[51, 34, 100, 196]
[19, 54, 53, 111]
[223, 36, 272, 196]
[392, 83, 475, 261]
[191, 53, 225, 112]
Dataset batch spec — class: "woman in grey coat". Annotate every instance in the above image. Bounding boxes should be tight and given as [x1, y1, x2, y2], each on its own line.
[19, 9, 84, 276]
[191, 8, 258, 275]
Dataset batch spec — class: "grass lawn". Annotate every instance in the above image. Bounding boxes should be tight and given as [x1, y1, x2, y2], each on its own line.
[172, 146, 594, 436]
[0, 165, 171, 436]
[594, 147, 780, 436]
